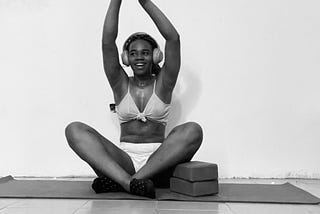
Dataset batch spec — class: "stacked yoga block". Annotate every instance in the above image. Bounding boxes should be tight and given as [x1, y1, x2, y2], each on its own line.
[170, 161, 219, 196]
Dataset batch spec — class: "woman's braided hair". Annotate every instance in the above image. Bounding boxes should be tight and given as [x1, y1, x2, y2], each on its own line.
[123, 33, 161, 76]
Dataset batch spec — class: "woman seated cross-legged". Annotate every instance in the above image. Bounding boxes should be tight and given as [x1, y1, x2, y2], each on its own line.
[65, 0, 203, 198]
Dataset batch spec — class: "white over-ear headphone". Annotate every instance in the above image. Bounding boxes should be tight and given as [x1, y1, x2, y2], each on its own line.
[121, 32, 163, 66]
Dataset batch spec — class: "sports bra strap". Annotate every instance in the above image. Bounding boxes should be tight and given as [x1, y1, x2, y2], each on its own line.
[153, 79, 156, 93]
[128, 78, 131, 93]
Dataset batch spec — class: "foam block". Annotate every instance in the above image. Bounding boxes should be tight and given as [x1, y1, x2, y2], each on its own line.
[170, 177, 219, 196]
[173, 161, 218, 182]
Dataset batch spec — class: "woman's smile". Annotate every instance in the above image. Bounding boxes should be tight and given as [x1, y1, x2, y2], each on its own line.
[135, 62, 146, 69]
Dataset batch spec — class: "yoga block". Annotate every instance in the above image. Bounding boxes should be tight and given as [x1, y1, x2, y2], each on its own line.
[170, 177, 219, 196]
[173, 161, 218, 182]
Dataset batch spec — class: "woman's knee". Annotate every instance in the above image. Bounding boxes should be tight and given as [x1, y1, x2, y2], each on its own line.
[185, 122, 203, 146]
[174, 122, 203, 148]
[65, 121, 90, 144]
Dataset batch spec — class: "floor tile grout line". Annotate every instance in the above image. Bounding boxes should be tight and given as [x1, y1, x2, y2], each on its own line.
[0, 200, 20, 210]
[155, 200, 158, 210]
[71, 201, 89, 214]
[225, 203, 237, 214]
[78, 200, 90, 209]
[71, 206, 82, 214]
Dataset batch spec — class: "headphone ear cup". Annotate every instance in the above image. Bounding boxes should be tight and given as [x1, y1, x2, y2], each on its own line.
[121, 50, 130, 66]
[153, 48, 163, 64]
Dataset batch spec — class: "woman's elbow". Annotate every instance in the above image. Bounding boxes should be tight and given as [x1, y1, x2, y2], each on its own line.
[172, 33, 180, 41]
[166, 33, 180, 43]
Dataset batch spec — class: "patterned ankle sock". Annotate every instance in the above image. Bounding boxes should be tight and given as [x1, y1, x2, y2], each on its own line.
[91, 176, 124, 193]
[129, 178, 155, 199]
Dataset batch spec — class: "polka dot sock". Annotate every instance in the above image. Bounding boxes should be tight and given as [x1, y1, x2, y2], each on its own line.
[129, 178, 155, 199]
[91, 176, 124, 193]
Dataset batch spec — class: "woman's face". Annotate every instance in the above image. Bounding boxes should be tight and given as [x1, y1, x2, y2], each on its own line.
[128, 39, 153, 77]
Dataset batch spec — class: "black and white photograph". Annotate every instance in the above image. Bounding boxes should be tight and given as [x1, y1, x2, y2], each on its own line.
[0, 0, 319, 213]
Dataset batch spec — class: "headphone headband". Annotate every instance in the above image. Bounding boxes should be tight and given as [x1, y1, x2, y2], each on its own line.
[122, 32, 159, 51]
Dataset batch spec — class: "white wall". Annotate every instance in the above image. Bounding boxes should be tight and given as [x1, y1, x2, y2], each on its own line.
[1, 0, 319, 178]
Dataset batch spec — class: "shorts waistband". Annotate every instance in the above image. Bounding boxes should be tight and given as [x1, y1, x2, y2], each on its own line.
[119, 142, 161, 155]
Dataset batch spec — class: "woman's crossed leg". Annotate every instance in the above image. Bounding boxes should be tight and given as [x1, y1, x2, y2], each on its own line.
[65, 121, 203, 194]
[65, 121, 135, 191]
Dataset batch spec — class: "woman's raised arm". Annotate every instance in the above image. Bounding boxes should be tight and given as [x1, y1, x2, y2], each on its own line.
[139, 0, 181, 91]
[102, 0, 128, 91]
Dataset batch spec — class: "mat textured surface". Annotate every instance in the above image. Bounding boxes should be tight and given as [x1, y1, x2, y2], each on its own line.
[1, 176, 319, 204]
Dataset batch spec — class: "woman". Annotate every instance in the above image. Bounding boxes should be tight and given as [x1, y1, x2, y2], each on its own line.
[65, 0, 203, 198]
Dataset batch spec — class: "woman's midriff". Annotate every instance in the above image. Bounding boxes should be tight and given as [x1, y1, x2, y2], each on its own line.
[120, 120, 165, 143]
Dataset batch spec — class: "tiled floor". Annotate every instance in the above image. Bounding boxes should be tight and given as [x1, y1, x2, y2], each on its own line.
[0, 178, 319, 214]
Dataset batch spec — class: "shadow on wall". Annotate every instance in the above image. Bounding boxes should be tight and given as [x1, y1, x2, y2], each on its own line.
[166, 66, 202, 136]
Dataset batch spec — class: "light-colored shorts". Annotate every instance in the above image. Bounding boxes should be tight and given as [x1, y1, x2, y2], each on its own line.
[119, 142, 161, 172]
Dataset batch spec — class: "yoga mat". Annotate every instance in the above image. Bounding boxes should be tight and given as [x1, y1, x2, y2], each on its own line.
[0, 176, 319, 204]
[157, 183, 320, 204]
[0, 176, 145, 200]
